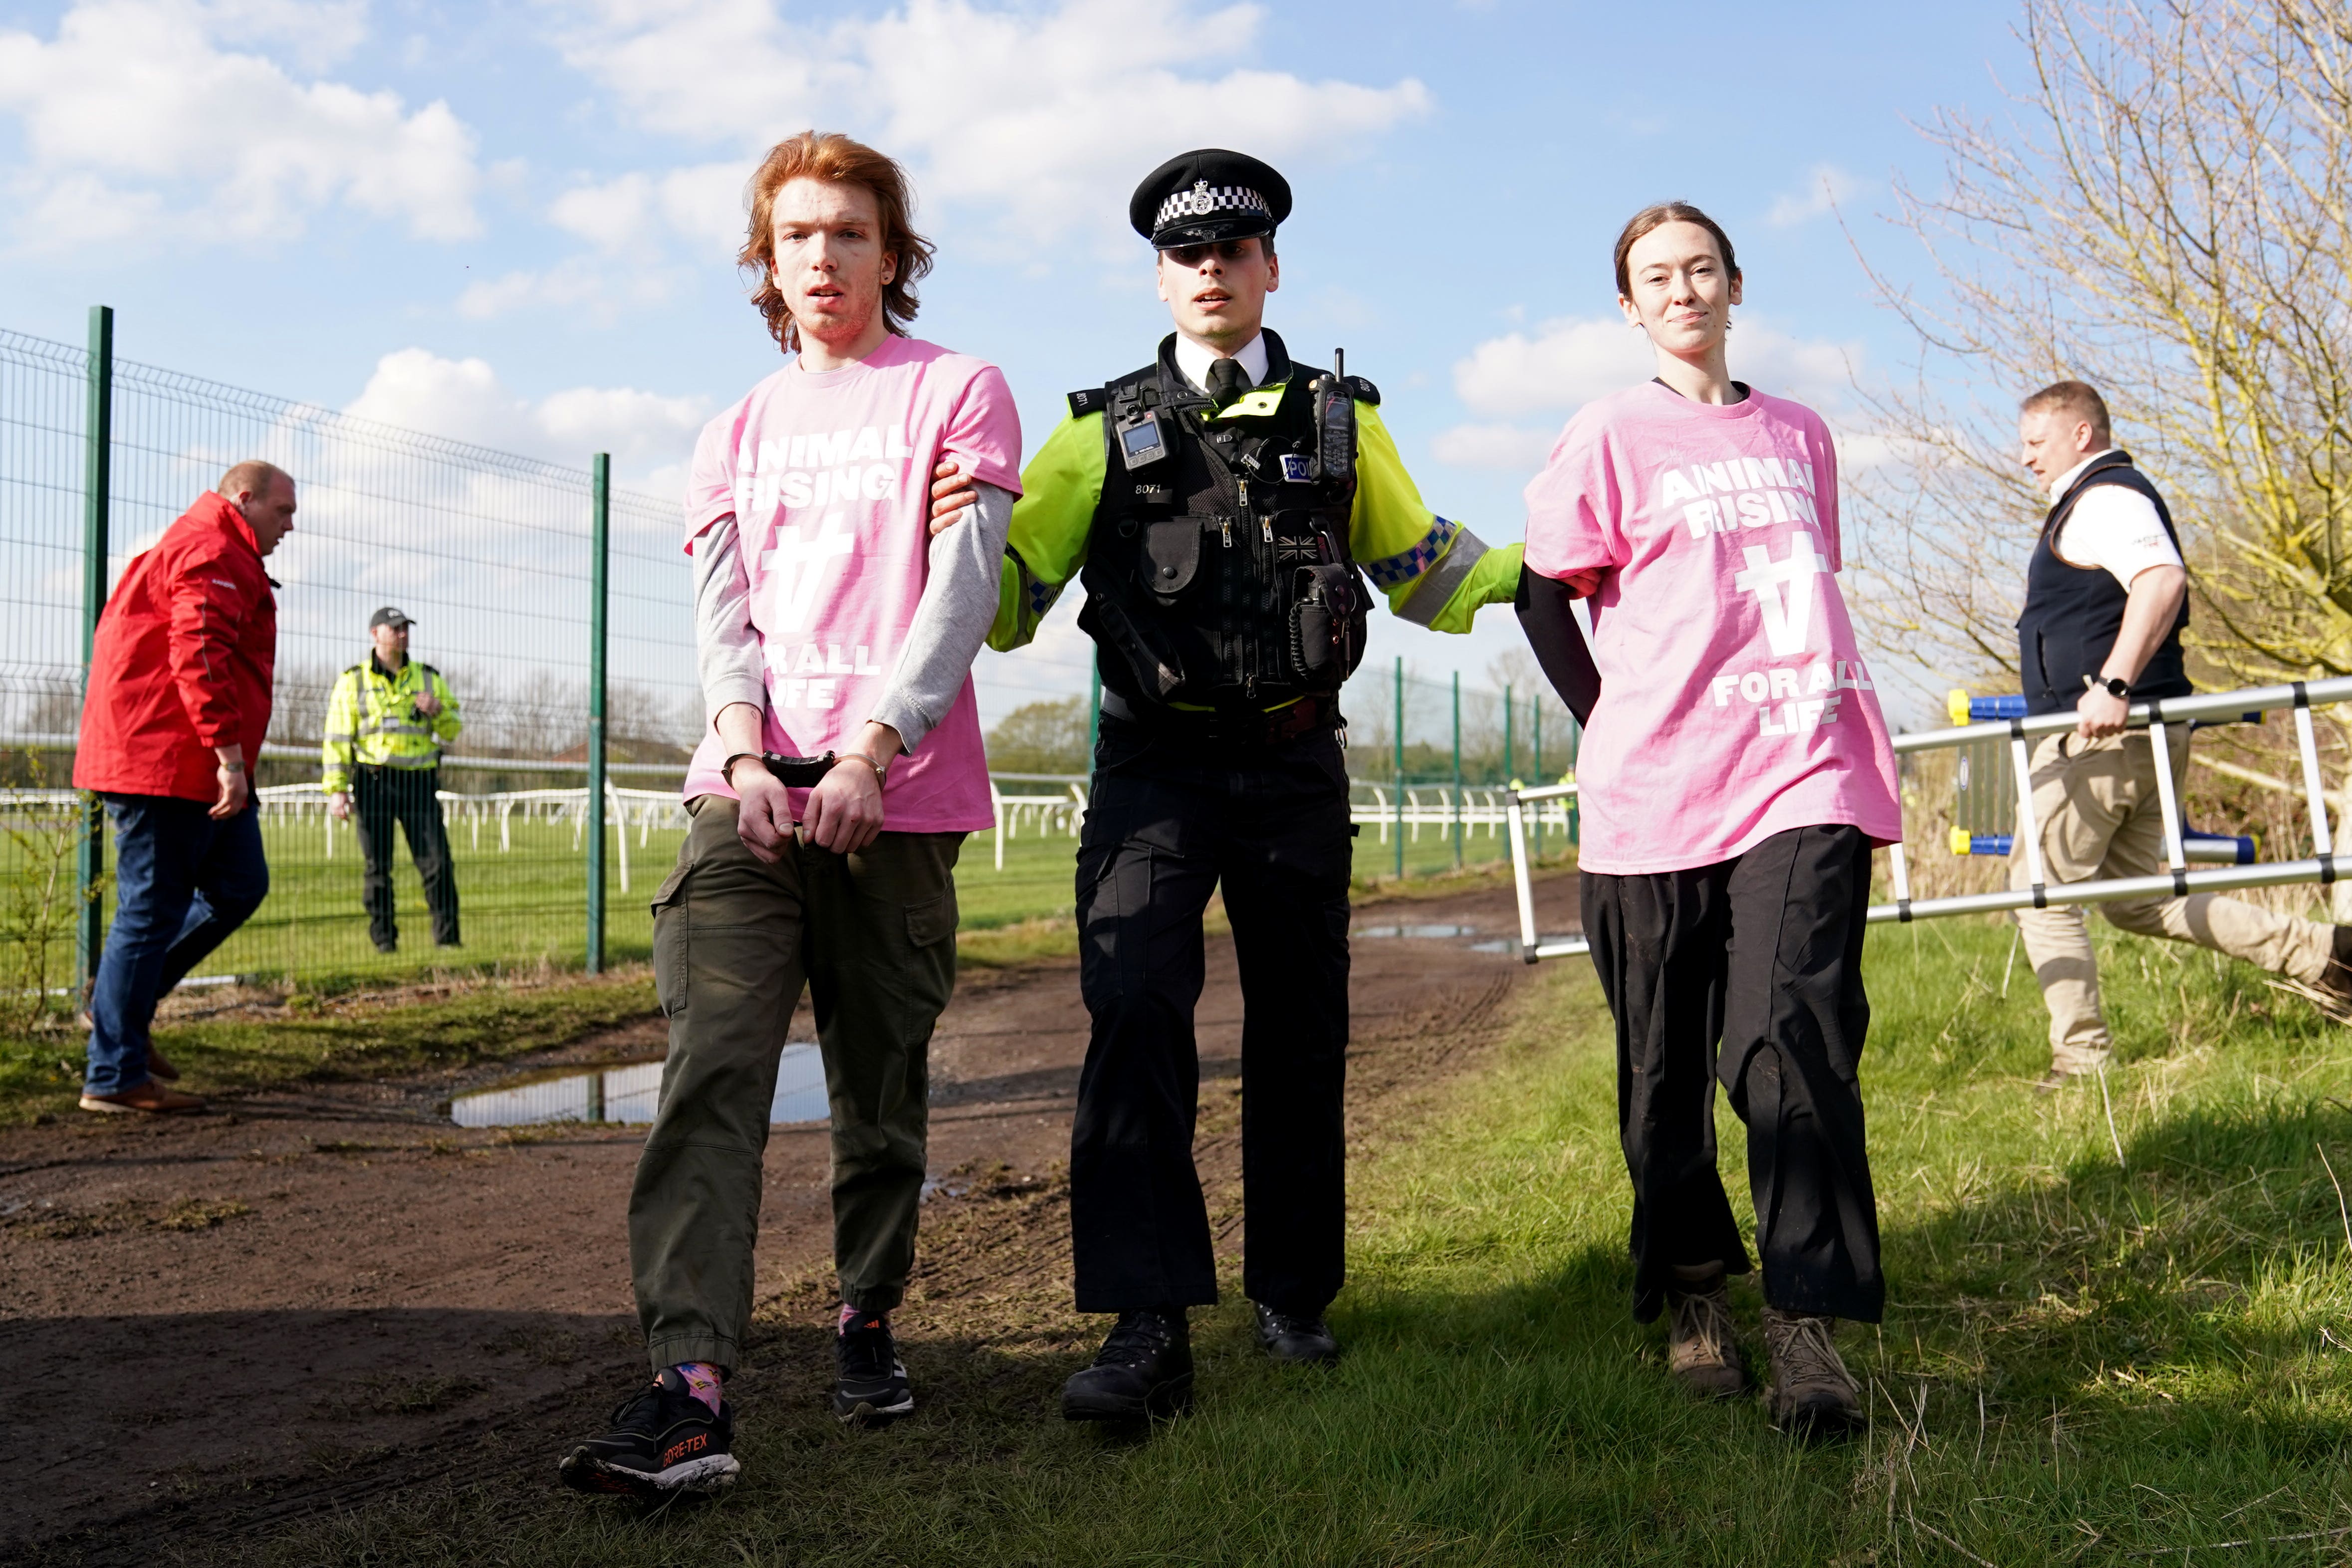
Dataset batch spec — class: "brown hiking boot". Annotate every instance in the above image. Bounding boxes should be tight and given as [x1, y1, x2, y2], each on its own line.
[79, 1081, 207, 1116]
[1760, 1306, 1863, 1438]
[1664, 1271, 1749, 1398]
[145, 1046, 180, 1082]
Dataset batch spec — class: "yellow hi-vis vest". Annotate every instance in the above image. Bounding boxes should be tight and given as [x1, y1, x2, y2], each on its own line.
[321, 656, 462, 792]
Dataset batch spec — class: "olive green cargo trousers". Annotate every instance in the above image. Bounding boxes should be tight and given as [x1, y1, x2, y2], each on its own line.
[629, 795, 962, 1373]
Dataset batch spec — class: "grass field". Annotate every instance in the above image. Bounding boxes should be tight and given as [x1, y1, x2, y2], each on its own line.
[244, 911, 2352, 1566]
[7, 805, 1531, 998]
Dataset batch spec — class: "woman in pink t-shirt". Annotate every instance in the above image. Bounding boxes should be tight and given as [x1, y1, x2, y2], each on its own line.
[1520, 203, 1902, 1438]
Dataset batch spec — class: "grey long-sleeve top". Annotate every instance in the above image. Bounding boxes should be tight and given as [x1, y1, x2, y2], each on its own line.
[693, 482, 1014, 753]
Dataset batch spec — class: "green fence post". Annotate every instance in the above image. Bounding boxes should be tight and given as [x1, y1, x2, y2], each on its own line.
[1392, 657, 1404, 879]
[1568, 715, 1581, 848]
[1532, 696, 1544, 858]
[1502, 682, 1513, 783]
[1451, 670, 1462, 870]
[586, 452, 610, 975]
[75, 304, 113, 998]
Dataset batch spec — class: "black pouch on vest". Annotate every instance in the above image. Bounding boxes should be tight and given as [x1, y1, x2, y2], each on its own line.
[1290, 562, 1367, 686]
[760, 751, 838, 787]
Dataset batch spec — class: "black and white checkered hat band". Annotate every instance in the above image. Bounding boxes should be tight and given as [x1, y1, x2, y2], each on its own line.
[1155, 184, 1272, 231]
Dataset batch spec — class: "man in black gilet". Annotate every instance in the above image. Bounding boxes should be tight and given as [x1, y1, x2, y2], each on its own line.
[2011, 380, 2351, 1086]
[982, 150, 1524, 1419]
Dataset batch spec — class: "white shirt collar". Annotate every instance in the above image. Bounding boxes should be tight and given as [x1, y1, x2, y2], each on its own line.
[2048, 447, 2120, 501]
[1173, 331, 1269, 397]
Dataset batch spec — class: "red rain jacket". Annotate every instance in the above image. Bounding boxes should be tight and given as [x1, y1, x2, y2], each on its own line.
[74, 492, 278, 802]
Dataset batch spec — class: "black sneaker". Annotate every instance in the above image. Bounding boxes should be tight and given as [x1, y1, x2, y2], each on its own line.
[834, 1310, 914, 1425]
[1062, 1307, 1194, 1422]
[1253, 1302, 1340, 1366]
[558, 1369, 739, 1499]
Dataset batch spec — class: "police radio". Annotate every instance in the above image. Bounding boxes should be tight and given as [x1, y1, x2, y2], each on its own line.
[1312, 348, 1355, 485]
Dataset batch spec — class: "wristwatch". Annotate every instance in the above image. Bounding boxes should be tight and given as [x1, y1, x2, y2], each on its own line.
[2085, 673, 2131, 700]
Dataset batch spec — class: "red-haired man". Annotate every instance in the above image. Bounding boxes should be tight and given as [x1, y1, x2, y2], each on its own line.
[561, 132, 1017, 1500]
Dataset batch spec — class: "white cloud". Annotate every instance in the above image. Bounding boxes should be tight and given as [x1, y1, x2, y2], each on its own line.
[539, 0, 1431, 253]
[1432, 313, 1862, 471]
[341, 348, 711, 477]
[1767, 163, 1866, 228]
[0, 0, 482, 251]
[1451, 315, 1656, 418]
[550, 162, 746, 257]
[1429, 422, 1558, 470]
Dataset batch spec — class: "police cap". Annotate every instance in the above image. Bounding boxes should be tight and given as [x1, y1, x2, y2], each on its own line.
[368, 606, 414, 630]
[1130, 149, 1291, 250]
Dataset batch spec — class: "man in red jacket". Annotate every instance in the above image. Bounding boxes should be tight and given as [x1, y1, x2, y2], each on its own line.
[74, 460, 296, 1114]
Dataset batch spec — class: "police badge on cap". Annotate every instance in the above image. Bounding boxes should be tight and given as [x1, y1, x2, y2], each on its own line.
[1130, 149, 1293, 249]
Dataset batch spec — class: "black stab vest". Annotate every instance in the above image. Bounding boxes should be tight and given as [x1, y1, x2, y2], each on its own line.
[2015, 450, 2190, 716]
[1076, 330, 1367, 714]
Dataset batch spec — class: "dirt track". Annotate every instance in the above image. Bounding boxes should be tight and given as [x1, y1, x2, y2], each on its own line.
[0, 876, 1577, 1563]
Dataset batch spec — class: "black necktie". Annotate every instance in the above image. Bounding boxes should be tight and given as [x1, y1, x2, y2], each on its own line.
[1206, 357, 1248, 408]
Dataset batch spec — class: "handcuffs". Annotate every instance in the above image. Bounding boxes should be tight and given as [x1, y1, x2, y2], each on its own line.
[721, 750, 889, 789]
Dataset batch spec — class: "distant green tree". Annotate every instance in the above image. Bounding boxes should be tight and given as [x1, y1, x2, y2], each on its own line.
[986, 697, 1090, 775]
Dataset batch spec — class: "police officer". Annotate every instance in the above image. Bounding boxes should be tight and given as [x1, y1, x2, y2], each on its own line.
[323, 606, 462, 952]
[984, 150, 1523, 1420]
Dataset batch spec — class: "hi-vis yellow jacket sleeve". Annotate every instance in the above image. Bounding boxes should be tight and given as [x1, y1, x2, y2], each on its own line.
[990, 411, 1104, 652]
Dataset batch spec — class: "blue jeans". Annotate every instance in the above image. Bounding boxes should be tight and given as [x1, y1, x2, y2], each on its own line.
[84, 794, 269, 1096]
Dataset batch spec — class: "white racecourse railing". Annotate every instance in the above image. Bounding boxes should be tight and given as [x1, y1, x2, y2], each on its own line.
[1504, 675, 2352, 966]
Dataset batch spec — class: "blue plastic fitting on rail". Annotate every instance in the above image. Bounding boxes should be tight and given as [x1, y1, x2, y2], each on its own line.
[2181, 828, 2257, 865]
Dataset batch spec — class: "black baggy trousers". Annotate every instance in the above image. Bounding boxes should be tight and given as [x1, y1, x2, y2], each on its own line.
[1068, 714, 1354, 1318]
[353, 765, 460, 949]
[1581, 823, 1883, 1325]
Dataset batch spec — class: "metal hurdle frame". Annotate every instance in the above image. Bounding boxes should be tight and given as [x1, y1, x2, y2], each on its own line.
[1504, 674, 2352, 964]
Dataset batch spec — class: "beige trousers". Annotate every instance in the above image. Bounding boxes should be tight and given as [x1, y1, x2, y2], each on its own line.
[2008, 730, 2334, 1075]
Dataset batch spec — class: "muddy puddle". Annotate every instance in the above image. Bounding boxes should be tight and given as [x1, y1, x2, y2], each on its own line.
[448, 1042, 830, 1128]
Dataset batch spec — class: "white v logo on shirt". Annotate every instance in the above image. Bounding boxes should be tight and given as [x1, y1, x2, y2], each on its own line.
[762, 512, 857, 632]
[1733, 533, 1826, 657]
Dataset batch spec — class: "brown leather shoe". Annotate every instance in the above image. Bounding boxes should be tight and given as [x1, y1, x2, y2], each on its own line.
[79, 1082, 207, 1115]
[145, 1046, 180, 1082]
[1664, 1271, 1750, 1398]
[1760, 1306, 1863, 1438]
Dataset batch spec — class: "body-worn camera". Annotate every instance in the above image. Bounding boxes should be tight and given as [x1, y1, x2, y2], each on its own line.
[1115, 404, 1174, 473]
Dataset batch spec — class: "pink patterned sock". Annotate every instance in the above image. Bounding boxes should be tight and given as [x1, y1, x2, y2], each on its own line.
[668, 1360, 723, 1415]
[839, 1303, 886, 1333]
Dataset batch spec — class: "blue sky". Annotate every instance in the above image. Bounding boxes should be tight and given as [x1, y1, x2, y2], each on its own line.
[0, 0, 2027, 722]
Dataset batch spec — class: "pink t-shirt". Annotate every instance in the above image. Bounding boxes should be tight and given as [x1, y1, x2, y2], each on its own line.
[1523, 382, 1901, 875]
[680, 336, 1023, 832]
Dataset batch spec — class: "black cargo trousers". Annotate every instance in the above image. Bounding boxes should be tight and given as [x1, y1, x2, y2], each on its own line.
[1581, 823, 1884, 1326]
[351, 763, 459, 949]
[1069, 711, 1354, 1319]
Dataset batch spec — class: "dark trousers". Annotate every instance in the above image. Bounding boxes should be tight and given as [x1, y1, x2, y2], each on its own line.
[630, 799, 962, 1371]
[1581, 823, 1883, 1325]
[1069, 714, 1354, 1318]
[353, 765, 459, 948]
[84, 794, 269, 1096]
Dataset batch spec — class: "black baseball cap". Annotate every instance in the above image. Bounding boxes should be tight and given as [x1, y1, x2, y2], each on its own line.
[368, 606, 414, 630]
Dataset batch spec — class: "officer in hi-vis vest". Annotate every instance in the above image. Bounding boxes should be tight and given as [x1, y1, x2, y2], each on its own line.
[985, 150, 1523, 1420]
[322, 606, 463, 953]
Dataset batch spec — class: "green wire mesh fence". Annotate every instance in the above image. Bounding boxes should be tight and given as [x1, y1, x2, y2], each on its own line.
[2, 316, 701, 1011]
[3, 313, 1575, 1016]
[1346, 662, 1581, 881]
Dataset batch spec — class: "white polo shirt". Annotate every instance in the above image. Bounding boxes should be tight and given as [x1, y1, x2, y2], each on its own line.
[2047, 449, 2183, 588]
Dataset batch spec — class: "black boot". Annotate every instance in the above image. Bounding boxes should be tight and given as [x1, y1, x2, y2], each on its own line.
[1252, 1302, 1340, 1366]
[1062, 1306, 1194, 1421]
